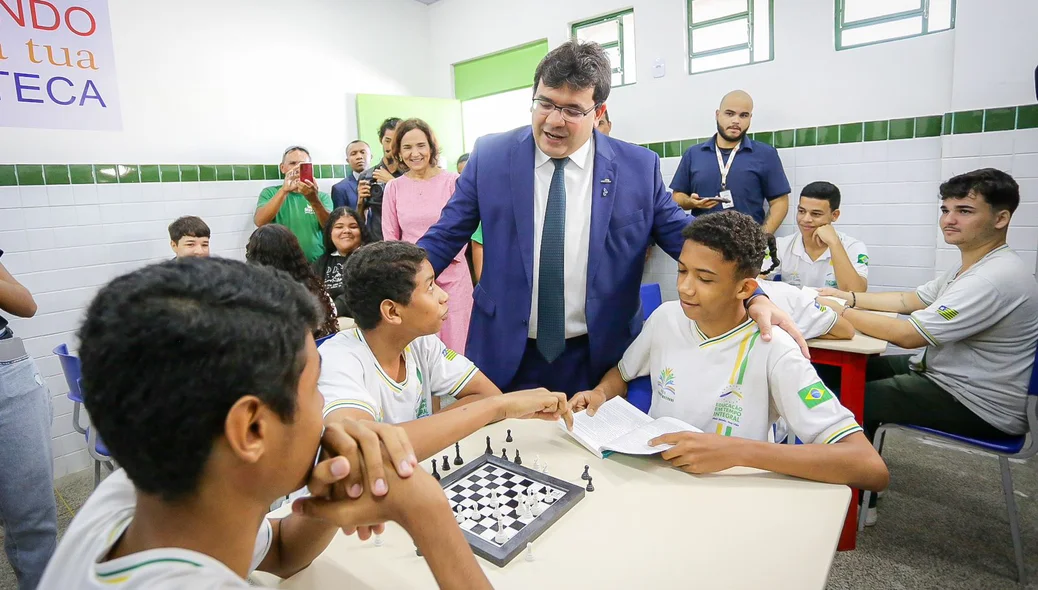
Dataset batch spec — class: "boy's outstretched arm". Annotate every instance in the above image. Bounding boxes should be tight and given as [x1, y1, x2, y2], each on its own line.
[650, 431, 889, 491]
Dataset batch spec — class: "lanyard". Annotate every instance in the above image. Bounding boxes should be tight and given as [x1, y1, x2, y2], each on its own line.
[715, 141, 741, 190]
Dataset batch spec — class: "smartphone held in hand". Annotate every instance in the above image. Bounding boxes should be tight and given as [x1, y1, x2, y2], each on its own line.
[299, 162, 315, 184]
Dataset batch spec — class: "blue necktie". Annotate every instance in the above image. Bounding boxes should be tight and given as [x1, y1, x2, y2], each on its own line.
[537, 158, 567, 362]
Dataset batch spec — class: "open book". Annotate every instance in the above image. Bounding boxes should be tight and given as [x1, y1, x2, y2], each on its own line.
[559, 396, 703, 459]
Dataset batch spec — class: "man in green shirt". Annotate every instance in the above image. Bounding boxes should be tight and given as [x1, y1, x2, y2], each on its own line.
[254, 146, 333, 262]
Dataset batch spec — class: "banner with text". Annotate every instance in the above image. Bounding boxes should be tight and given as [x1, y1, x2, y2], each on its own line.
[0, 0, 121, 130]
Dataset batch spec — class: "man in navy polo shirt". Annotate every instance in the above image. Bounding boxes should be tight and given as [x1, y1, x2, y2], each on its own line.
[671, 90, 791, 234]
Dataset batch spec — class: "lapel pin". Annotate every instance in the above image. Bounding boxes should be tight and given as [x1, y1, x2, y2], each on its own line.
[602, 188, 609, 197]
[601, 178, 612, 184]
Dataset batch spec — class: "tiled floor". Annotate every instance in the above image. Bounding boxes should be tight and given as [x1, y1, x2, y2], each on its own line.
[2, 432, 1036, 589]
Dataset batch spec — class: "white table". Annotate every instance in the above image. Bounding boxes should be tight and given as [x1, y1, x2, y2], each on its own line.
[260, 420, 851, 590]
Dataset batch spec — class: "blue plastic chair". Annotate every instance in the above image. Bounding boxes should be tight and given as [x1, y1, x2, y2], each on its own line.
[626, 284, 663, 413]
[859, 348, 1038, 585]
[53, 344, 114, 487]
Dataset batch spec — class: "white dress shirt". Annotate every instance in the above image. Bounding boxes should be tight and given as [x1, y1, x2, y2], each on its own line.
[528, 137, 595, 339]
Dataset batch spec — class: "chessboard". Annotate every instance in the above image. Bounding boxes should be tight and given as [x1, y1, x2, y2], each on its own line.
[438, 454, 584, 567]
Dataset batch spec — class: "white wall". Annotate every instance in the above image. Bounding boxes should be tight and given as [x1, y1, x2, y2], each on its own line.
[427, 0, 954, 141]
[0, 0, 436, 478]
[428, 0, 1038, 302]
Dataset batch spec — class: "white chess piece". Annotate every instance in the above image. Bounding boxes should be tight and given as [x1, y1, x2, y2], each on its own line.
[541, 462, 548, 475]
[525, 541, 535, 562]
[374, 533, 384, 547]
[531, 488, 544, 517]
[494, 515, 508, 544]
[533, 455, 541, 471]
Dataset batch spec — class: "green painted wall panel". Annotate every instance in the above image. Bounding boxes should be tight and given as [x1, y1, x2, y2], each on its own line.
[356, 94, 464, 171]
[453, 40, 549, 102]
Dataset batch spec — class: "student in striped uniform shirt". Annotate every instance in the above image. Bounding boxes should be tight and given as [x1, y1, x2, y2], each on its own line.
[569, 211, 889, 491]
[319, 241, 574, 463]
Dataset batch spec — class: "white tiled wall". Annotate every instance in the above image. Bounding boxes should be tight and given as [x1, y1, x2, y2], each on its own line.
[0, 178, 341, 477]
[644, 130, 1038, 302]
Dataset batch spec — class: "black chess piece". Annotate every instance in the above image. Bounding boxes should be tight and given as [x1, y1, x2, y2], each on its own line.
[485, 436, 493, 454]
[441, 455, 451, 472]
[415, 545, 423, 557]
[501, 448, 508, 460]
[431, 461, 440, 481]
[506, 429, 513, 443]
[514, 449, 522, 465]
[453, 442, 463, 465]
[586, 477, 594, 492]
[581, 465, 590, 480]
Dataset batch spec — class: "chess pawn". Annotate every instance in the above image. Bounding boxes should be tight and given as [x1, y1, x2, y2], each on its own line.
[525, 542, 535, 562]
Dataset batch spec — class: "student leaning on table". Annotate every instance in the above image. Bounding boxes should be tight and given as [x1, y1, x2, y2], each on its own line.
[569, 211, 889, 492]
[38, 258, 492, 590]
[819, 168, 1038, 441]
[319, 241, 574, 464]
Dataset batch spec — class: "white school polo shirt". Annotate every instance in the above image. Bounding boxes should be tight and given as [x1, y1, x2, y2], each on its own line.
[757, 280, 840, 340]
[618, 302, 861, 444]
[319, 329, 478, 424]
[37, 470, 273, 589]
[768, 231, 869, 289]
[908, 245, 1038, 434]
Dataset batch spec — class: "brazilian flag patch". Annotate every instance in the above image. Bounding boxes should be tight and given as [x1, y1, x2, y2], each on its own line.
[799, 381, 834, 409]
[937, 305, 958, 320]
[857, 254, 869, 265]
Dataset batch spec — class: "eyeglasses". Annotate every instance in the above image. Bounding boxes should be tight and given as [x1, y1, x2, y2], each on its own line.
[531, 98, 600, 123]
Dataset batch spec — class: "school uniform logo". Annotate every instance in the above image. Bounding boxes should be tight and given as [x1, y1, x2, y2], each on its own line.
[937, 306, 958, 320]
[857, 254, 869, 265]
[304, 204, 315, 215]
[712, 385, 743, 436]
[813, 301, 829, 313]
[443, 348, 458, 361]
[656, 368, 676, 402]
[799, 381, 834, 409]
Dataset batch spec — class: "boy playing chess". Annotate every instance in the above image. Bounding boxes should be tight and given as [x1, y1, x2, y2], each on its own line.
[569, 211, 888, 491]
[38, 259, 492, 589]
[319, 240, 574, 463]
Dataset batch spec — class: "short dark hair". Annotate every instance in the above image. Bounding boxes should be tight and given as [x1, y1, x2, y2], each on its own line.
[681, 211, 778, 278]
[393, 118, 441, 168]
[168, 216, 210, 242]
[939, 168, 1020, 214]
[800, 181, 841, 211]
[533, 40, 611, 105]
[378, 118, 402, 140]
[346, 139, 369, 151]
[457, 153, 470, 166]
[345, 241, 427, 330]
[78, 258, 319, 501]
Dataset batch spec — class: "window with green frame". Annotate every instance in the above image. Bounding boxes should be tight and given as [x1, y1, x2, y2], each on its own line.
[571, 10, 636, 87]
[836, 0, 955, 50]
[687, 0, 773, 74]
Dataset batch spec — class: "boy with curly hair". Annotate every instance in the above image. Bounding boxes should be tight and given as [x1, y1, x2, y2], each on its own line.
[569, 211, 888, 490]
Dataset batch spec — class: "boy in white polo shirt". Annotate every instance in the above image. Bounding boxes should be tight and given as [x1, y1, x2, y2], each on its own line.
[319, 241, 573, 463]
[766, 181, 869, 291]
[38, 258, 492, 590]
[757, 279, 854, 340]
[569, 211, 888, 491]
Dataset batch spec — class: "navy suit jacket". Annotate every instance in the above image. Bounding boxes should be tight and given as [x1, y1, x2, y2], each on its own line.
[418, 127, 690, 389]
[331, 174, 359, 210]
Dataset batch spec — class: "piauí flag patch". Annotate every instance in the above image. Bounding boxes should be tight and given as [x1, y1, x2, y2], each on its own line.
[937, 305, 958, 320]
[442, 348, 458, 361]
[857, 254, 869, 265]
[799, 381, 834, 409]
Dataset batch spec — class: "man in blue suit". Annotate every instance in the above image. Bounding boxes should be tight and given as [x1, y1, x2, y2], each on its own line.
[418, 41, 805, 396]
[330, 140, 371, 210]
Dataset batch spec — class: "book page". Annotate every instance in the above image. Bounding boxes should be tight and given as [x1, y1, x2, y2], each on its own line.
[561, 397, 653, 457]
[602, 416, 704, 455]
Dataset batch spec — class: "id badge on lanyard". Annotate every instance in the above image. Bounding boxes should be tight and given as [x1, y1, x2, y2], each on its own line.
[716, 142, 739, 209]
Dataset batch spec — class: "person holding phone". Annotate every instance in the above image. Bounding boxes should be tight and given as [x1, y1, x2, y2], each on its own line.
[670, 90, 791, 235]
[254, 146, 333, 262]
[0, 247, 58, 590]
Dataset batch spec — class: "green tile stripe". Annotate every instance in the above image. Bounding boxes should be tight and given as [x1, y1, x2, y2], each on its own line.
[636, 102, 1038, 155]
[0, 164, 349, 187]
